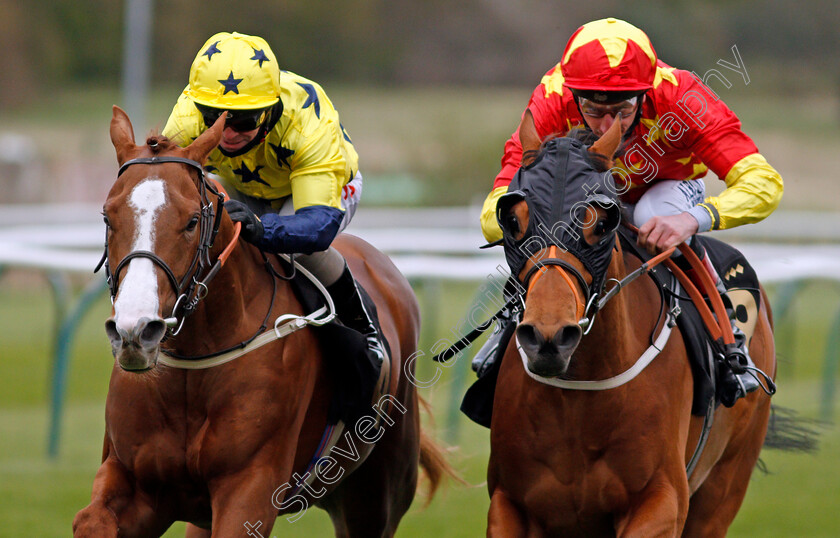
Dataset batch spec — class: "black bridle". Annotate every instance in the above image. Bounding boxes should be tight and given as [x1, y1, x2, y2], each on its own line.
[95, 156, 226, 335]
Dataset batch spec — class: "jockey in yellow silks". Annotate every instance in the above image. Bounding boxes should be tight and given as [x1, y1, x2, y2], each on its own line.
[475, 18, 783, 406]
[163, 32, 384, 421]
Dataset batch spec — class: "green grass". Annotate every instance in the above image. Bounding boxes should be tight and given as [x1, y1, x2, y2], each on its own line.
[1, 275, 839, 536]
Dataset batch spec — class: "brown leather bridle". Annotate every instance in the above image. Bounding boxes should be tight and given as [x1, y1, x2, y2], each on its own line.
[95, 156, 240, 335]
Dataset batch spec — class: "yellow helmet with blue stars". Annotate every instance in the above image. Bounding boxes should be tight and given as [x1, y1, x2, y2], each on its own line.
[187, 32, 281, 110]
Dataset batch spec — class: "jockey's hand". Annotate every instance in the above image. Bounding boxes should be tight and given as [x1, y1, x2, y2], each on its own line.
[224, 200, 264, 244]
[637, 212, 699, 255]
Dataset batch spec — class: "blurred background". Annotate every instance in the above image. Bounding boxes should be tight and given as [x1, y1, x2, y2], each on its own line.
[1, 0, 839, 536]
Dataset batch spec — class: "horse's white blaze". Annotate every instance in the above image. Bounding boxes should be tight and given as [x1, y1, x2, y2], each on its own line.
[113, 178, 167, 333]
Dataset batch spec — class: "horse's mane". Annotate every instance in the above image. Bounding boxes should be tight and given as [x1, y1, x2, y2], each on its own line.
[144, 134, 178, 155]
[522, 129, 612, 173]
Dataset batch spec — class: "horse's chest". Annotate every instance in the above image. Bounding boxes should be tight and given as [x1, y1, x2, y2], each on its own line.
[111, 429, 194, 495]
[501, 426, 656, 529]
[106, 408, 224, 485]
[553, 449, 632, 499]
[514, 453, 635, 534]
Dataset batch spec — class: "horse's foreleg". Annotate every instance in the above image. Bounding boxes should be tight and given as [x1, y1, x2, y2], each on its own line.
[184, 523, 211, 537]
[207, 468, 285, 538]
[614, 474, 688, 538]
[74, 454, 169, 537]
[487, 489, 529, 537]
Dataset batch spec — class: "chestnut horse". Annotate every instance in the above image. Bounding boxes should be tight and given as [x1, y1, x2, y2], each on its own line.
[486, 123, 775, 536]
[74, 106, 446, 537]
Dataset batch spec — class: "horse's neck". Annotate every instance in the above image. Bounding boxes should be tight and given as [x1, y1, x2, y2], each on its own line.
[575, 245, 654, 377]
[174, 243, 290, 355]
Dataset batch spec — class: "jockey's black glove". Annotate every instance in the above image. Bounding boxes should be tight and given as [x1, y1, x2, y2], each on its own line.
[224, 200, 264, 244]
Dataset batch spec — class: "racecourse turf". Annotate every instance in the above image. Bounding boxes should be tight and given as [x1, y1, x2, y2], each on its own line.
[1, 279, 839, 536]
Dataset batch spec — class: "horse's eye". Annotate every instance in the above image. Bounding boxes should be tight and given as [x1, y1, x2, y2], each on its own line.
[102, 212, 110, 227]
[504, 214, 520, 235]
[594, 219, 607, 235]
[186, 215, 199, 232]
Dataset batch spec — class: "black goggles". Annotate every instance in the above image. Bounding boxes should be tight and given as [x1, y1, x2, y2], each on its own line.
[195, 104, 269, 132]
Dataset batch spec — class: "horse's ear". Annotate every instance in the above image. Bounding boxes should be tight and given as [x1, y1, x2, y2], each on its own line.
[588, 115, 624, 162]
[519, 109, 541, 165]
[186, 111, 225, 164]
[110, 105, 136, 165]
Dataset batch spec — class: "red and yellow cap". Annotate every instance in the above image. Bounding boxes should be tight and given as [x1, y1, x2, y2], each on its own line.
[561, 18, 657, 94]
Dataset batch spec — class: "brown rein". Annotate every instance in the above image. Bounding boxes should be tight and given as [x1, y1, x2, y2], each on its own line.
[520, 224, 733, 347]
[621, 223, 734, 346]
[209, 178, 241, 264]
[432, 224, 733, 363]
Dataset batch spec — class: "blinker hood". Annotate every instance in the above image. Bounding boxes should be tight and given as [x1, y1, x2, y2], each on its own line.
[497, 136, 620, 295]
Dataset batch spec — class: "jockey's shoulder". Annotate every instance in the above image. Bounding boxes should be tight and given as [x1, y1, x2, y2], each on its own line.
[649, 61, 712, 98]
[280, 71, 329, 103]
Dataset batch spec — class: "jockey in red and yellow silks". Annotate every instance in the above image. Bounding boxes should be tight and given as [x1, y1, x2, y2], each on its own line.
[481, 18, 783, 245]
[474, 18, 781, 407]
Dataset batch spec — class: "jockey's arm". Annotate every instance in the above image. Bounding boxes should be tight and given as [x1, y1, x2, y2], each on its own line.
[695, 153, 783, 231]
[638, 73, 783, 253]
[668, 72, 784, 233]
[636, 212, 699, 255]
[637, 153, 783, 253]
[258, 127, 348, 254]
[257, 204, 343, 254]
[481, 185, 508, 243]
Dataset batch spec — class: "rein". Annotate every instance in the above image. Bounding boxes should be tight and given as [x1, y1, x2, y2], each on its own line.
[513, 228, 718, 478]
[520, 240, 676, 335]
[158, 254, 336, 369]
[431, 236, 675, 363]
[580, 241, 675, 333]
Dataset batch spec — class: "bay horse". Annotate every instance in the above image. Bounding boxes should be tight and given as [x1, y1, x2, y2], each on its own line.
[486, 121, 776, 536]
[73, 106, 447, 537]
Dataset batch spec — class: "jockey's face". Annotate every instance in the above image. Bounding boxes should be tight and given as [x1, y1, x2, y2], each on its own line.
[578, 96, 639, 138]
[195, 105, 268, 152]
[219, 126, 260, 152]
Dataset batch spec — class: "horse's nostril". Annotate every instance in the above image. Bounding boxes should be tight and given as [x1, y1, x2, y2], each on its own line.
[554, 325, 582, 351]
[105, 319, 122, 349]
[137, 318, 167, 349]
[516, 324, 544, 350]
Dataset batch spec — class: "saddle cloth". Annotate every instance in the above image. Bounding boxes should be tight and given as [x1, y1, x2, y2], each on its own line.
[460, 232, 762, 427]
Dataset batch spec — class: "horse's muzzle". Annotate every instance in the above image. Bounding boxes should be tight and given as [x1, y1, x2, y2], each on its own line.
[105, 316, 166, 371]
[516, 323, 582, 377]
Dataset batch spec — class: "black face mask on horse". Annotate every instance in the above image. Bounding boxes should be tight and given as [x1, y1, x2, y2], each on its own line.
[497, 135, 621, 308]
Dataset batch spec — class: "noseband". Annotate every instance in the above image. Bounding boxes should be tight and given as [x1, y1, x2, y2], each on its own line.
[519, 245, 602, 334]
[95, 156, 226, 335]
